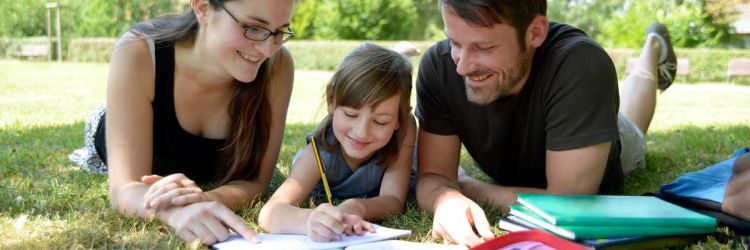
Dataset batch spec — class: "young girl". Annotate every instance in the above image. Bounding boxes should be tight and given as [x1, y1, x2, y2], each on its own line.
[258, 43, 416, 242]
[69, 0, 294, 245]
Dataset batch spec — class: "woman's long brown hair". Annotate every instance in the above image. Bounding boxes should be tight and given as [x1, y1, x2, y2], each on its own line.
[131, 0, 270, 185]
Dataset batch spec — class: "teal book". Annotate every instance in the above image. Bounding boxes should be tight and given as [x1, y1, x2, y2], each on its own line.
[516, 193, 717, 228]
[508, 205, 716, 240]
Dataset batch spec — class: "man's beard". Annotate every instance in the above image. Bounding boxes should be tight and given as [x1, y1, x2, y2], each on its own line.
[465, 51, 531, 106]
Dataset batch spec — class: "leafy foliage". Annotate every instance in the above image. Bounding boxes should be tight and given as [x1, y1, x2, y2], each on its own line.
[0, 0, 187, 38]
[0, 0, 748, 48]
[292, 0, 420, 40]
[548, 0, 748, 48]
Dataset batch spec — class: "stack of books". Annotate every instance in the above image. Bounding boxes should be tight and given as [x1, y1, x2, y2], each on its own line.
[500, 193, 718, 248]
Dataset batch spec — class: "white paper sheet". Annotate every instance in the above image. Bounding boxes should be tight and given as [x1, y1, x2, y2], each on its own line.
[212, 224, 411, 250]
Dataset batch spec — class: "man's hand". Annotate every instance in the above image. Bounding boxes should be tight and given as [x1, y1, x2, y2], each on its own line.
[416, 131, 493, 246]
[431, 193, 494, 247]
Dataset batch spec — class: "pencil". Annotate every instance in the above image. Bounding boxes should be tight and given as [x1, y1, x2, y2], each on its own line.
[310, 136, 333, 204]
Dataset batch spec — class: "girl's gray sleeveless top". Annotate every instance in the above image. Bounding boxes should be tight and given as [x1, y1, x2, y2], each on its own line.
[300, 129, 386, 199]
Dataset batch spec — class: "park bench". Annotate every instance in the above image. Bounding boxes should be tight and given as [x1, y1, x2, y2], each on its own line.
[626, 57, 690, 82]
[727, 59, 750, 82]
[17, 44, 50, 60]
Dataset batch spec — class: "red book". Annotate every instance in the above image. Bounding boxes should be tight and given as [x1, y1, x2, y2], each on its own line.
[470, 230, 590, 250]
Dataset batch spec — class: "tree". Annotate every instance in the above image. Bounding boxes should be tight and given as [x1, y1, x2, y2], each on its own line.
[549, 0, 747, 48]
[290, 0, 441, 40]
[0, 0, 49, 37]
[547, 0, 626, 41]
[0, 0, 746, 47]
[313, 0, 419, 40]
[290, 0, 320, 39]
[0, 0, 187, 38]
[413, 0, 443, 40]
[72, 0, 186, 37]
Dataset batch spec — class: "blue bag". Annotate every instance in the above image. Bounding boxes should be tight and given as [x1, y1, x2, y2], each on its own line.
[655, 147, 750, 235]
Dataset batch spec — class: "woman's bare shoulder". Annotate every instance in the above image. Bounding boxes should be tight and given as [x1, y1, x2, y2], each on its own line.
[270, 46, 294, 81]
[108, 32, 156, 100]
[267, 46, 295, 100]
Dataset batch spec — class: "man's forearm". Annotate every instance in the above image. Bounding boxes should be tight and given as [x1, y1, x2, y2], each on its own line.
[416, 173, 465, 213]
[734, 153, 750, 172]
[458, 176, 545, 208]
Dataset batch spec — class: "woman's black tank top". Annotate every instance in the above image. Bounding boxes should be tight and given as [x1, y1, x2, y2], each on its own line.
[95, 41, 225, 184]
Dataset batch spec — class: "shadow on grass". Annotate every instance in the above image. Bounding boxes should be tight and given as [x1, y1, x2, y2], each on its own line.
[4, 121, 745, 211]
[623, 124, 750, 195]
[0, 121, 111, 217]
[0, 122, 320, 216]
[2, 217, 185, 249]
[3, 227, 111, 249]
[270, 123, 317, 191]
[2, 121, 747, 248]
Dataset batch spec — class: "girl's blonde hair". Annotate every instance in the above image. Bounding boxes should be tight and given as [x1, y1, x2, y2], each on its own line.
[314, 43, 413, 166]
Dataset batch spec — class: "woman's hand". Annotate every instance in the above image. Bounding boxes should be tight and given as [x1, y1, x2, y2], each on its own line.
[142, 174, 210, 212]
[157, 201, 259, 245]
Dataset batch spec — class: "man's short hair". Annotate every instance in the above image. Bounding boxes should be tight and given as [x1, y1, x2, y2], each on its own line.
[440, 0, 546, 47]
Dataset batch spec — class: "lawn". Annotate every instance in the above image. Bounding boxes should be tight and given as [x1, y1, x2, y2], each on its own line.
[1, 59, 749, 249]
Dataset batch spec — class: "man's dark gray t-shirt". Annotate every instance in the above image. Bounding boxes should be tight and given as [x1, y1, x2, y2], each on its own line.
[416, 23, 623, 193]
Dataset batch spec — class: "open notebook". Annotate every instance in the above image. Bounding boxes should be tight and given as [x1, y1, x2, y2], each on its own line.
[212, 224, 410, 250]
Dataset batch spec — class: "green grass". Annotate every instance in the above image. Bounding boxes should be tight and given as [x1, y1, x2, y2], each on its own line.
[1, 59, 749, 249]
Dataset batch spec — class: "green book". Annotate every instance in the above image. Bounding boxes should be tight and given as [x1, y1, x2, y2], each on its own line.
[516, 193, 717, 228]
[582, 234, 707, 250]
[509, 205, 716, 240]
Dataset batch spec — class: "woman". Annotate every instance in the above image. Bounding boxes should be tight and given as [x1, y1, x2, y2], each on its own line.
[72, 0, 294, 244]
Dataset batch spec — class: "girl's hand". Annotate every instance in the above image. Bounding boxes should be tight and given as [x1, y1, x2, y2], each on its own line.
[306, 204, 376, 242]
[306, 203, 346, 242]
[341, 214, 376, 236]
[142, 174, 208, 212]
[336, 200, 376, 236]
[157, 201, 259, 245]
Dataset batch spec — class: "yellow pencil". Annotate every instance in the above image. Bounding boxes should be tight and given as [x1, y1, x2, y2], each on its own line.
[310, 136, 333, 204]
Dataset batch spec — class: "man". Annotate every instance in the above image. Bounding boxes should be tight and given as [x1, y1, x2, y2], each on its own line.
[415, 0, 677, 246]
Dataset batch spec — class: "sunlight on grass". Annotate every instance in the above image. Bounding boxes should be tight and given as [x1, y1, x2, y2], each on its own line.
[2, 60, 750, 248]
[0, 60, 108, 128]
[650, 84, 750, 131]
[287, 71, 330, 124]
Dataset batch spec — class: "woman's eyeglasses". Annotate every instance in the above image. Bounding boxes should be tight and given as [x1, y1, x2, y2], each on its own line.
[216, 2, 295, 45]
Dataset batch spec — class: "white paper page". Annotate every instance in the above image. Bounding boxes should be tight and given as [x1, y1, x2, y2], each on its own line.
[345, 240, 468, 250]
[212, 224, 410, 250]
